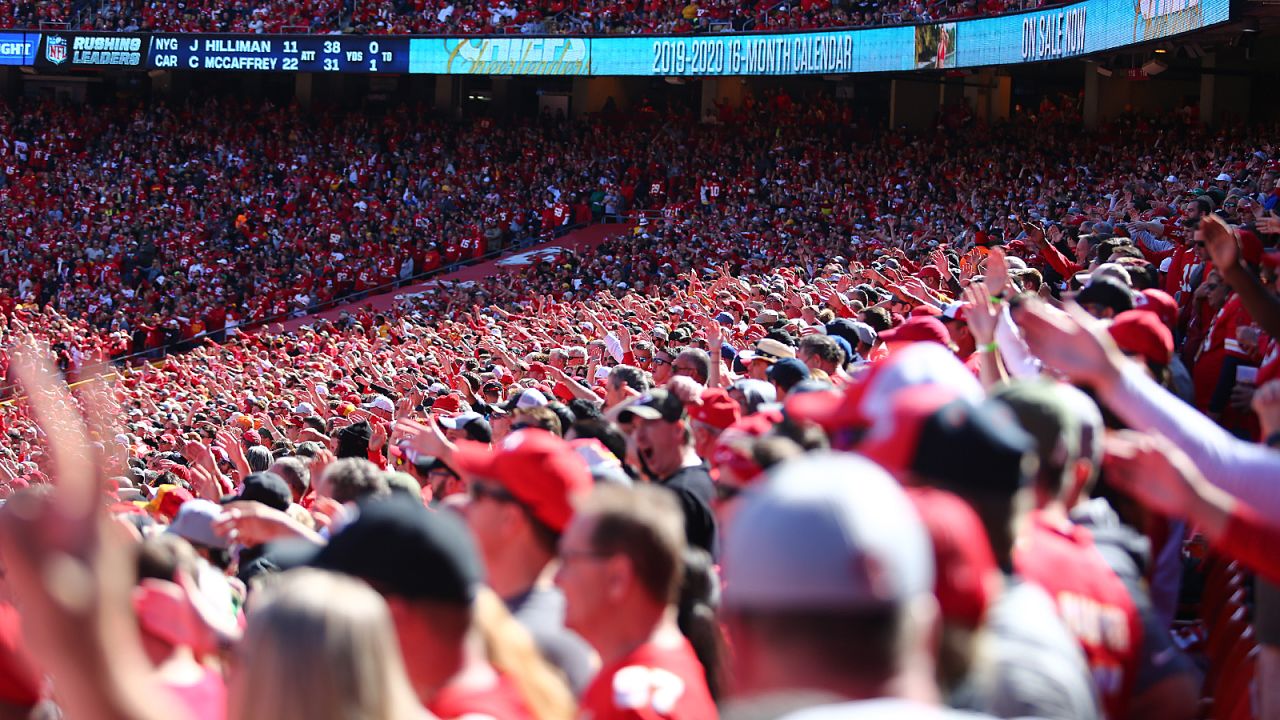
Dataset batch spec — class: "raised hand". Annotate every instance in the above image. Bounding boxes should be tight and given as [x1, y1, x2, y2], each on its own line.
[962, 282, 1000, 347]
[1103, 430, 1231, 535]
[1253, 379, 1280, 439]
[984, 245, 1011, 296]
[395, 417, 456, 461]
[1014, 299, 1127, 392]
[0, 346, 177, 720]
[214, 501, 323, 547]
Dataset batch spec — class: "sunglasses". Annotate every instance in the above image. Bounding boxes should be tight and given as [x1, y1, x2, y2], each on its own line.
[652, 357, 673, 366]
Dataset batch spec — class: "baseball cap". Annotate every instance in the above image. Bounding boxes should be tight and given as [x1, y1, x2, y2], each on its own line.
[755, 309, 782, 326]
[1074, 262, 1132, 288]
[221, 471, 292, 512]
[766, 357, 811, 393]
[826, 318, 876, 348]
[166, 498, 230, 550]
[502, 388, 549, 412]
[144, 484, 194, 521]
[786, 343, 983, 438]
[448, 429, 593, 533]
[1108, 309, 1174, 366]
[362, 395, 395, 413]
[686, 388, 742, 431]
[1074, 277, 1135, 315]
[439, 413, 493, 443]
[722, 452, 933, 611]
[738, 338, 796, 364]
[1083, 220, 1115, 239]
[292, 401, 315, 416]
[941, 302, 969, 322]
[1216, 172, 1233, 182]
[906, 486, 999, 630]
[878, 316, 952, 348]
[313, 496, 483, 604]
[617, 389, 686, 424]
[412, 455, 456, 477]
[1237, 228, 1263, 266]
[851, 382, 1033, 497]
[1134, 289, 1178, 328]
[990, 381, 1081, 483]
[570, 438, 632, 487]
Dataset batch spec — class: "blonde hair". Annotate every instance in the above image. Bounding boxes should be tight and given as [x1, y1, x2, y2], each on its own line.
[231, 569, 421, 720]
[473, 587, 577, 720]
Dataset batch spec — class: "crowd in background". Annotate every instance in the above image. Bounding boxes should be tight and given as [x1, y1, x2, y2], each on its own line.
[0, 92, 1240, 376]
[8, 0, 1034, 36]
[0, 89, 1276, 720]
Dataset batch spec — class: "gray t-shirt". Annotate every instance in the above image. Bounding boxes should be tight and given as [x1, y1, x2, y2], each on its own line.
[506, 585, 596, 696]
[779, 698, 997, 720]
[954, 579, 1102, 720]
[725, 694, 996, 720]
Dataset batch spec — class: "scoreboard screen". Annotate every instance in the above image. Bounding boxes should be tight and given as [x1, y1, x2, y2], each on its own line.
[148, 35, 410, 73]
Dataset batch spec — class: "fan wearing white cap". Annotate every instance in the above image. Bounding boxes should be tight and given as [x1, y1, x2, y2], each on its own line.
[720, 453, 997, 720]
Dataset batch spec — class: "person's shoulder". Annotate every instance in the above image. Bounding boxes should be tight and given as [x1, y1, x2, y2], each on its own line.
[664, 464, 714, 490]
[775, 699, 996, 720]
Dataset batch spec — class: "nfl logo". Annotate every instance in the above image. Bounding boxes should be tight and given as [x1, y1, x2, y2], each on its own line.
[45, 36, 67, 64]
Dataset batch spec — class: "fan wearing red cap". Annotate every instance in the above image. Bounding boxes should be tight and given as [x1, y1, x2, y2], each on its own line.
[1108, 310, 1174, 376]
[687, 388, 742, 462]
[878, 316, 957, 354]
[449, 429, 597, 693]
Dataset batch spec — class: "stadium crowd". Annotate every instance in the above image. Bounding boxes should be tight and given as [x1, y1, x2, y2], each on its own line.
[0, 90, 1276, 719]
[16, 0, 1030, 36]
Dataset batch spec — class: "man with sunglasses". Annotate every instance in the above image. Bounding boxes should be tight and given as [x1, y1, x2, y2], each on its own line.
[450, 429, 597, 694]
[651, 348, 677, 385]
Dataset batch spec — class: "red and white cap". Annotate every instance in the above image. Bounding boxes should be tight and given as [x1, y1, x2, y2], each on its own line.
[449, 429, 593, 533]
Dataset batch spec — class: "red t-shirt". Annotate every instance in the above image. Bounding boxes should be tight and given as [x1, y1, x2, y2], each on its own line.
[580, 635, 717, 720]
[1014, 511, 1142, 720]
[164, 668, 227, 720]
[428, 673, 534, 720]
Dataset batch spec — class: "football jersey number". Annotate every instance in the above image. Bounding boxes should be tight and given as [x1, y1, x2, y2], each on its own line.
[612, 666, 686, 715]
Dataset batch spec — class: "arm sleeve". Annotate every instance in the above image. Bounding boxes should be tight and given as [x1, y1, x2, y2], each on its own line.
[1038, 242, 1084, 280]
[1102, 363, 1280, 518]
[995, 304, 1042, 379]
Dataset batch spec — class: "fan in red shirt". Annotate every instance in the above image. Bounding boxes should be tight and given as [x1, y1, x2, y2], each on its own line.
[556, 485, 719, 720]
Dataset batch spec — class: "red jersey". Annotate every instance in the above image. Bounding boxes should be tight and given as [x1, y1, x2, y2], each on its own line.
[1015, 511, 1141, 720]
[428, 673, 534, 720]
[580, 635, 717, 720]
[1193, 294, 1253, 410]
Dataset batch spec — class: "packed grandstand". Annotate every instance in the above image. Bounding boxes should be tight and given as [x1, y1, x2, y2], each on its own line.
[7, 0, 1026, 35]
[0, 0, 1275, 718]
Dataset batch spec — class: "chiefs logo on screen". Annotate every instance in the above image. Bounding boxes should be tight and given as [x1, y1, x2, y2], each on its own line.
[45, 36, 67, 64]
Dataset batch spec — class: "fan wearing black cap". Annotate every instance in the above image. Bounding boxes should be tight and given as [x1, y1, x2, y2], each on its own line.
[853, 391, 1100, 720]
[220, 471, 294, 583]
[618, 390, 719, 557]
[313, 497, 536, 719]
